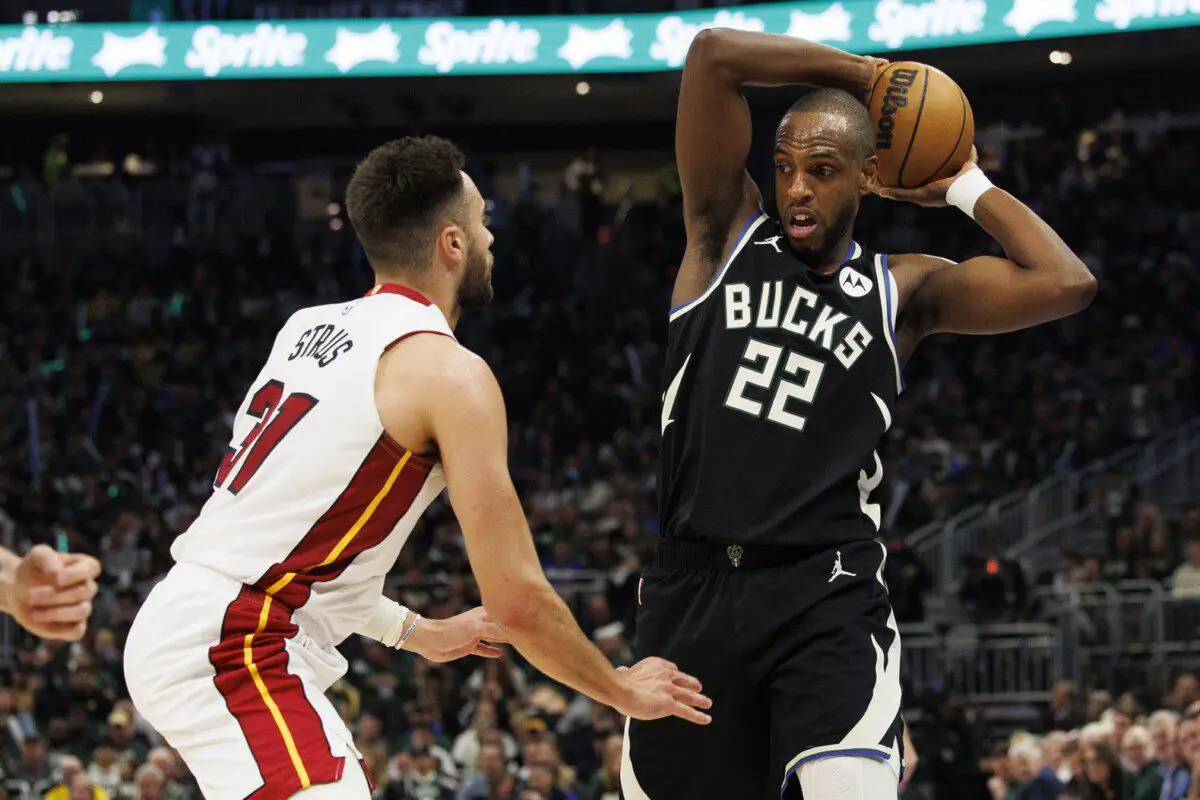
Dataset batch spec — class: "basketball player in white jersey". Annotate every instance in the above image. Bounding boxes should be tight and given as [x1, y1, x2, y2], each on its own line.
[124, 136, 711, 800]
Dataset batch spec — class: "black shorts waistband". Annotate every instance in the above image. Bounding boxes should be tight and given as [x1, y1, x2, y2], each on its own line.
[655, 538, 831, 572]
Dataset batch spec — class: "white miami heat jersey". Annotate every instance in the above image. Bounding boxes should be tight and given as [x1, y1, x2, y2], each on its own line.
[171, 283, 452, 647]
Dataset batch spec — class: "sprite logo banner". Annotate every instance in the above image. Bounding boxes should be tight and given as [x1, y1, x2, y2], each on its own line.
[0, 0, 1197, 82]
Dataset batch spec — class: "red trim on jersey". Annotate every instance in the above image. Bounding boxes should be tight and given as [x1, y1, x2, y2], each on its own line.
[366, 283, 432, 305]
[252, 434, 432, 609]
[210, 434, 433, 797]
[209, 589, 344, 800]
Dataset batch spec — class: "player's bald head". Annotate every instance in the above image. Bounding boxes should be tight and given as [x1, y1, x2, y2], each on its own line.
[778, 88, 875, 162]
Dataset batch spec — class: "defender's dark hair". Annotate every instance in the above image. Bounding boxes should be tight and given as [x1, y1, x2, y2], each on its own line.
[345, 136, 466, 272]
[783, 88, 875, 161]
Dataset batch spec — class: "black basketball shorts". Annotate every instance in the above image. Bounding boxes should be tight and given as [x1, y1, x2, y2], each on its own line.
[621, 538, 904, 799]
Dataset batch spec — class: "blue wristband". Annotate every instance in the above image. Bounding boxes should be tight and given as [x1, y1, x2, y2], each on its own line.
[399, 614, 421, 648]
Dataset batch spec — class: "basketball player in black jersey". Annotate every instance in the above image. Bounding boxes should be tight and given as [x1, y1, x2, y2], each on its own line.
[621, 30, 1097, 800]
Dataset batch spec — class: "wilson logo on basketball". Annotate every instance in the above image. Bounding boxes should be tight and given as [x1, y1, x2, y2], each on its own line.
[875, 67, 920, 151]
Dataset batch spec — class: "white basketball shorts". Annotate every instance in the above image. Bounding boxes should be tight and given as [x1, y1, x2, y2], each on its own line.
[124, 563, 371, 800]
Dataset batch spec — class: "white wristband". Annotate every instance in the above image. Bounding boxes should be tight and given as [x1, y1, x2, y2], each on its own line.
[945, 168, 994, 220]
[357, 597, 412, 649]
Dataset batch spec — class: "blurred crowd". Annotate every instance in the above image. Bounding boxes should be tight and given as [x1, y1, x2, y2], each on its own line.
[909, 675, 1200, 800]
[0, 88, 1198, 798]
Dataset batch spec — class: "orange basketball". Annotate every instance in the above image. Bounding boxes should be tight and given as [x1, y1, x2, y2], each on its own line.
[868, 62, 975, 189]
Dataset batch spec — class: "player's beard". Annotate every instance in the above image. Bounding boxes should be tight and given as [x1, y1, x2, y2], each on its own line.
[455, 239, 493, 314]
[797, 198, 857, 268]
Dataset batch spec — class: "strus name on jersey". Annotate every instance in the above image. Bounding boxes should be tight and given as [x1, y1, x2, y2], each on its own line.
[723, 279, 874, 369]
[288, 324, 355, 368]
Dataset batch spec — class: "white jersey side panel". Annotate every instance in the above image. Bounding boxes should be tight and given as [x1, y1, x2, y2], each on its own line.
[170, 287, 452, 646]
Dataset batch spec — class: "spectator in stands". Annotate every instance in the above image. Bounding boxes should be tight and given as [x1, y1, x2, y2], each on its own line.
[390, 745, 457, 800]
[453, 700, 518, 777]
[1088, 692, 1116, 725]
[1124, 726, 1164, 800]
[408, 724, 459, 783]
[1009, 736, 1064, 800]
[86, 740, 122, 797]
[45, 756, 109, 800]
[12, 735, 54, 797]
[1148, 711, 1188, 800]
[1171, 539, 1200, 598]
[1110, 706, 1137, 754]
[1043, 731, 1072, 785]
[144, 748, 187, 800]
[132, 763, 165, 800]
[1044, 681, 1086, 733]
[1081, 741, 1127, 800]
[1174, 710, 1200, 800]
[456, 742, 516, 800]
[578, 732, 620, 800]
[1168, 676, 1200, 714]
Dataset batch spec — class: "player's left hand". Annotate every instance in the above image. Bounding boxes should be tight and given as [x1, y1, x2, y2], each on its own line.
[873, 146, 979, 207]
[404, 606, 509, 663]
[4, 546, 101, 642]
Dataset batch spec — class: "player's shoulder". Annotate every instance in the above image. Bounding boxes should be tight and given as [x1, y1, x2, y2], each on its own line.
[380, 334, 496, 398]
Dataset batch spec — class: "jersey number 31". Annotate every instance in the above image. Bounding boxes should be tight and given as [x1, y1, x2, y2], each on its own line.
[214, 380, 319, 494]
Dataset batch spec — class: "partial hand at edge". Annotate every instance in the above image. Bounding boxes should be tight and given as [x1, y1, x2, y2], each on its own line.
[3, 545, 100, 642]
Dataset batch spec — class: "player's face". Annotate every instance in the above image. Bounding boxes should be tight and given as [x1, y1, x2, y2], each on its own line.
[455, 172, 495, 314]
[773, 111, 877, 266]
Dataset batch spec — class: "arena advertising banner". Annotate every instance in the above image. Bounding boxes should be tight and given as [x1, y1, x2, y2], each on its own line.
[0, 0, 1197, 82]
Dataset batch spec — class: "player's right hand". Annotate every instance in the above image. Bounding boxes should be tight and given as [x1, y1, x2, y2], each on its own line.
[615, 656, 713, 725]
[404, 606, 510, 663]
[6, 546, 100, 642]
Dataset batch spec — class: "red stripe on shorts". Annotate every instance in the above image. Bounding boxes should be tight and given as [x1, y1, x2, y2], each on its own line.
[210, 434, 433, 798]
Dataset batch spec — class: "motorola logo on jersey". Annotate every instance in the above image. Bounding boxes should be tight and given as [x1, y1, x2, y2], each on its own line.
[839, 267, 873, 298]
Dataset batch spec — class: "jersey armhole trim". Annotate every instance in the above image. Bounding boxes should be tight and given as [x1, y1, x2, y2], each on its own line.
[876, 254, 905, 394]
[382, 329, 455, 354]
[375, 329, 453, 471]
[669, 213, 769, 323]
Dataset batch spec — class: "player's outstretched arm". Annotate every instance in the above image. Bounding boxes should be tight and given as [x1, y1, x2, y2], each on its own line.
[0, 544, 100, 641]
[674, 29, 880, 307]
[382, 335, 711, 725]
[880, 152, 1097, 344]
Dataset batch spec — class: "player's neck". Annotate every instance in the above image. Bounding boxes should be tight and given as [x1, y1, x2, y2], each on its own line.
[812, 232, 856, 275]
[371, 274, 459, 329]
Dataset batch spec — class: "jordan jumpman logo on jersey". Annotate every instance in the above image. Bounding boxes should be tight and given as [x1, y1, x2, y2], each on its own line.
[828, 551, 857, 582]
[754, 235, 783, 254]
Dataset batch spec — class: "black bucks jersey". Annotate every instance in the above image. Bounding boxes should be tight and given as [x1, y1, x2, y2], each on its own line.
[660, 213, 904, 548]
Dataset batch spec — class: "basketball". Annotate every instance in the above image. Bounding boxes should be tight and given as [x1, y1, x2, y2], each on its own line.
[868, 61, 975, 189]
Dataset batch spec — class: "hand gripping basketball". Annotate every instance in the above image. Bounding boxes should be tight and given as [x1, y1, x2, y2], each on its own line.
[616, 656, 713, 726]
[873, 146, 979, 208]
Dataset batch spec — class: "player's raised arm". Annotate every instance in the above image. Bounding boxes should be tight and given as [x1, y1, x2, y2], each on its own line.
[674, 29, 880, 305]
[385, 334, 711, 726]
[881, 153, 1097, 345]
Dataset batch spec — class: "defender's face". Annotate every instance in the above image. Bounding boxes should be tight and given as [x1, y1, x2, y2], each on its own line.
[773, 111, 876, 265]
